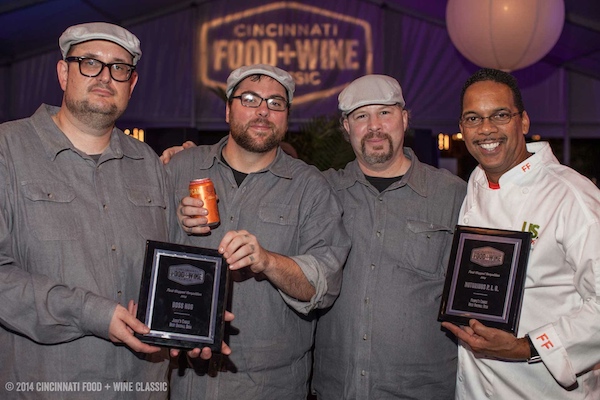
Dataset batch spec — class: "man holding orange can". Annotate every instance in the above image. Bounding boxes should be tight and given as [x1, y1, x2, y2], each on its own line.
[165, 64, 350, 400]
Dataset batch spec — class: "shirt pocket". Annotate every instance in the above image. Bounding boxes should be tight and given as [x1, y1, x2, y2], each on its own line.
[404, 219, 453, 278]
[126, 185, 167, 240]
[258, 202, 299, 250]
[22, 181, 81, 241]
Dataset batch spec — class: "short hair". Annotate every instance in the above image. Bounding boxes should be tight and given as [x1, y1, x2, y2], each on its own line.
[460, 68, 525, 113]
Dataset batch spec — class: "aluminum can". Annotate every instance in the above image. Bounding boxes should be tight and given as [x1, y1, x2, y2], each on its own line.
[189, 178, 220, 227]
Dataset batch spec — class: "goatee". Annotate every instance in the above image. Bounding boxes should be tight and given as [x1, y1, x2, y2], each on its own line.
[361, 132, 394, 165]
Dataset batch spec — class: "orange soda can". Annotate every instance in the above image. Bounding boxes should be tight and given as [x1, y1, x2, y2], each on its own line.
[189, 178, 220, 227]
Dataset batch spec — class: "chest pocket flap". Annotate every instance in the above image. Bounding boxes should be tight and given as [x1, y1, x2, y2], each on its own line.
[259, 203, 298, 226]
[22, 181, 76, 203]
[126, 186, 166, 208]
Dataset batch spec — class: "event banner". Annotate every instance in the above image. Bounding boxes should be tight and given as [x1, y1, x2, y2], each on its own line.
[195, 0, 382, 123]
[438, 226, 531, 334]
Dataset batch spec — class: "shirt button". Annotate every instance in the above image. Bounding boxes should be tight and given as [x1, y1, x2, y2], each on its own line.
[363, 334, 367, 340]
[370, 264, 375, 270]
[376, 231, 381, 237]
[522, 188, 529, 194]
[230, 216, 234, 222]
[364, 297, 369, 304]
[111, 245, 116, 251]
[463, 217, 469, 224]
[103, 204, 107, 209]
[361, 370, 366, 376]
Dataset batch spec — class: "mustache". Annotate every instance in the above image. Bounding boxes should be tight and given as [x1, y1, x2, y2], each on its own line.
[364, 131, 391, 141]
[248, 118, 275, 128]
[88, 83, 115, 95]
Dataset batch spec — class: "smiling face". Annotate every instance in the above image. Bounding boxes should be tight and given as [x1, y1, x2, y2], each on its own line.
[225, 75, 288, 154]
[343, 104, 410, 176]
[57, 40, 138, 131]
[460, 80, 531, 184]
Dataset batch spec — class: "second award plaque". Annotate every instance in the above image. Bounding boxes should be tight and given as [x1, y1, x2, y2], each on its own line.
[135, 240, 229, 350]
[438, 226, 531, 334]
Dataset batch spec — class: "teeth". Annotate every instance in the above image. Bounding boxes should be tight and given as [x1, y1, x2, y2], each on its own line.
[480, 142, 499, 151]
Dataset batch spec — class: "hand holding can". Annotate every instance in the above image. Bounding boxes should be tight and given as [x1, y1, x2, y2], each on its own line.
[189, 178, 220, 227]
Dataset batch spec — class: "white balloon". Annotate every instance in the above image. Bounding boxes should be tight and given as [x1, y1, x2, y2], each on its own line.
[446, 0, 565, 71]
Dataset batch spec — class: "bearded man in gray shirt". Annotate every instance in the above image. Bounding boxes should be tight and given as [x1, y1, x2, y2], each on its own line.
[312, 75, 467, 399]
[166, 64, 350, 400]
[0, 22, 224, 399]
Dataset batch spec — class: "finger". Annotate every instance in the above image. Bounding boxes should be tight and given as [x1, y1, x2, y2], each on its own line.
[442, 321, 472, 343]
[220, 341, 232, 356]
[224, 311, 234, 322]
[468, 319, 489, 336]
[462, 325, 475, 335]
[159, 146, 182, 164]
[120, 332, 161, 354]
[127, 299, 136, 316]
[182, 141, 197, 149]
[222, 232, 253, 259]
[199, 347, 213, 360]
[187, 348, 202, 359]
[170, 348, 180, 358]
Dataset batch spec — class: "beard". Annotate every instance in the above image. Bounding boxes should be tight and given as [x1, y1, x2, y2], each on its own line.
[360, 131, 394, 165]
[64, 86, 122, 131]
[229, 117, 285, 153]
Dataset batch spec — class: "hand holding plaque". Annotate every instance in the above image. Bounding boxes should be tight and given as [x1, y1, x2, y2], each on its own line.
[438, 226, 531, 334]
[135, 240, 229, 351]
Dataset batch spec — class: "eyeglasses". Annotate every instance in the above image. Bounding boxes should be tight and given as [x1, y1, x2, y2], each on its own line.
[230, 92, 288, 112]
[65, 56, 136, 82]
[460, 111, 522, 127]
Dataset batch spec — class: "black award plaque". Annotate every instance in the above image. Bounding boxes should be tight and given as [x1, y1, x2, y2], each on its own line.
[135, 240, 229, 350]
[438, 226, 531, 334]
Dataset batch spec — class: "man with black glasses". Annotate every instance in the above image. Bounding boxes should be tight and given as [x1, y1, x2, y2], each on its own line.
[167, 64, 350, 400]
[442, 68, 600, 399]
[0, 22, 223, 399]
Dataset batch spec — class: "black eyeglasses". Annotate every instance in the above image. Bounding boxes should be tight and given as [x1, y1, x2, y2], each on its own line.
[460, 111, 522, 127]
[230, 92, 288, 112]
[65, 56, 136, 82]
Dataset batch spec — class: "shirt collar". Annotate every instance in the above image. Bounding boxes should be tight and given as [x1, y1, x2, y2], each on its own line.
[335, 147, 429, 197]
[200, 136, 294, 179]
[473, 141, 555, 187]
[33, 104, 143, 162]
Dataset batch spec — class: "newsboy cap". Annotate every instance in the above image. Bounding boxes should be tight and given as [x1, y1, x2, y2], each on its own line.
[338, 74, 406, 116]
[59, 22, 142, 65]
[226, 64, 295, 104]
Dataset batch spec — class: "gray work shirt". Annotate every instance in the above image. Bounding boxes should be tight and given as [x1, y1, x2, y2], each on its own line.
[313, 148, 466, 400]
[0, 105, 170, 399]
[167, 137, 350, 400]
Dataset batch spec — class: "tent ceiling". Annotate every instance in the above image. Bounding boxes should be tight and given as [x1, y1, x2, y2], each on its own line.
[1, 0, 599, 81]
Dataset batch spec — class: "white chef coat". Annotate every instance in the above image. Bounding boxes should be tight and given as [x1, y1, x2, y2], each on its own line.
[456, 142, 600, 399]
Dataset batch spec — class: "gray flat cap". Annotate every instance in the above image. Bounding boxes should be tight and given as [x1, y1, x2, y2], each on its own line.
[226, 64, 295, 103]
[338, 74, 406, 116]
[59, 22, 142, 65]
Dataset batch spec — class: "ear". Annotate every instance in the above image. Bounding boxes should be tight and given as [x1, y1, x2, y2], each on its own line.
[56, 60, 69, 91]
[401, 109, 409, 130]
[342, 117, 350, 135]
[521, 111, 531, 135]
[127, 71, 139, 98]
[225, 101, 231, 124]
